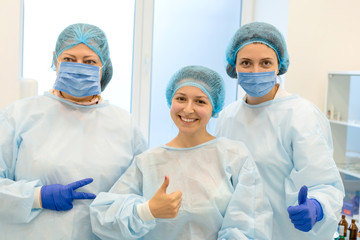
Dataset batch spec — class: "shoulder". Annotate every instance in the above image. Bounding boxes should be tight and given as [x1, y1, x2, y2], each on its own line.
[133, 146, 167, 165]
[266, 95, 328, 125]
[217, 99, 243, 120]
[287, 97, 328, 124]
[215, 138, 252, 158]
[288, 96, 321, 113]
[1, 96, 50, 118]
[105, 104, 133, 119]
[216, 137, 247, 149]
[279, 97, 331, 138]
[215, 138, 257, 175]
[222, 99, 242, 112]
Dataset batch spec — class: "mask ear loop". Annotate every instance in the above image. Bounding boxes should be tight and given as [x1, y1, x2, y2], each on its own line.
[276, 74, 286, 87]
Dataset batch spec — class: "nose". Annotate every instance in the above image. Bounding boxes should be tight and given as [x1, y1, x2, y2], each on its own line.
[183, 101, 194, 114]
[252, 65, 261, 73]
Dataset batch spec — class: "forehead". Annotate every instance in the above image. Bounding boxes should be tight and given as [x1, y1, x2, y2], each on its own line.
[60, 43, 99, 57]
[236, 43, 277, 59]
[175, 85, 208, 97]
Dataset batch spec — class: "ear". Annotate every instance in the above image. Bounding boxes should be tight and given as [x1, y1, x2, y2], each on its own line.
[53, 51, 57, 65]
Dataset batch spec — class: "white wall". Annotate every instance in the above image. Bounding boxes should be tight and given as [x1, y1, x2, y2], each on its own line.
[1, 0, 360, 113]
[286, 0, 360, 112]
[252, 0, 289, 38]
[0, 0, 21, 110]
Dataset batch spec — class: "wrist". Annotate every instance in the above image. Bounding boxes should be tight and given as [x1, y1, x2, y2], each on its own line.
[32, 186, 42, 209]
[137, 201, 155, 222]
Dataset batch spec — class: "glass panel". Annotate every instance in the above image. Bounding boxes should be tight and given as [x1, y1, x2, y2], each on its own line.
[149, 0, 242, 147]
[23, 0, 135, 111]
[348, 76, 360, 123]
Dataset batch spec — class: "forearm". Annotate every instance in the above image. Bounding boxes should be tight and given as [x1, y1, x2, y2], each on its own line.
[0, 178, 42, 223]
[90, 192, 156, 240]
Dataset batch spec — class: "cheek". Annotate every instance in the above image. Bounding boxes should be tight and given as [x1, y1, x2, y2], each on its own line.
[235, 64, 249, 73]
[56, 62, 60, 74]
[100, 68, 103, 80]
[170, 102, 181, 115]
[197, 107, 213, 120]
[275, 64, 280, 74]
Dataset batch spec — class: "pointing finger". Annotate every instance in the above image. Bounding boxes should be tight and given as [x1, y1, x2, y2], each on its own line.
[72, 191, 96, 200]
[67, 178, 94, 190]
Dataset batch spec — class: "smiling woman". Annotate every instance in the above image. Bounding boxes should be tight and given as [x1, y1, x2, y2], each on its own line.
[169, 85, 214, 147]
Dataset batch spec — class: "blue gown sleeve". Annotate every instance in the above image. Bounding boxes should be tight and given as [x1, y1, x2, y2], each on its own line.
[0, 111, 42, 223]
[90, 159, 156, 240]
[284, 102, 345, 236]
[218, 156, 273, 240]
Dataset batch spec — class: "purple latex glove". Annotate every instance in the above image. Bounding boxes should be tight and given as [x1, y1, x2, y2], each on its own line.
[287, 185, 324, 232]
[41, 178, 96, 211]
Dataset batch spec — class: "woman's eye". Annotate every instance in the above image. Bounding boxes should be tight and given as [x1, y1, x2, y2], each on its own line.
[240, 61, 250, 67]
[63, 57, 73, 62]
[262, 61, 273, 67]
[175, 97, 185, 101]
[85, 60, 96, 65]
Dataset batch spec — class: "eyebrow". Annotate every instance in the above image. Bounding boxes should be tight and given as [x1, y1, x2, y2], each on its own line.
[62, 53, 98, 59]
[238, 57, 275, 60]
[61, 53, 76, 58]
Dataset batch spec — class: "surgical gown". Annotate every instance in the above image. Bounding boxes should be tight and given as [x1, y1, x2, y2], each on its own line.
[0, 92, 147, 240]
[215, 87, 345, 240]
[90, 138, 273, 240]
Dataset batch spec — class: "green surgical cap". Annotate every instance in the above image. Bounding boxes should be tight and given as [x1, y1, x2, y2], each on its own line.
[166, 65, 225, 117]
[225, 22, 289, 78]
[52, 23, 113, 91]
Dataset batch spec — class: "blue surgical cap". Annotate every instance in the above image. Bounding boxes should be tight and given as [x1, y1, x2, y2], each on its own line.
[52, 23, 113, 91]
[166, 65, 225, 117]
[225, 22, 289, 78]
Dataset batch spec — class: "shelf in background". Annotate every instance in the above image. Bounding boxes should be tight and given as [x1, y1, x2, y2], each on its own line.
[337, 162, 360, 179]
[330, 120, 360, 128]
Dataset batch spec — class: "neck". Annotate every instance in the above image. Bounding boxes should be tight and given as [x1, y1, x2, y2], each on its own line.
[246, 84, 279, 105]
[52, 90, 100, 105]
[167, 131, 215, 148]
[60, 91, 96, 102]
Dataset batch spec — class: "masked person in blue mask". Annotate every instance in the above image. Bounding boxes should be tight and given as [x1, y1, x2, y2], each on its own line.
[0, 23, 147, 239]
[90, 65, 273, 240]
[215, 22, 345, 240]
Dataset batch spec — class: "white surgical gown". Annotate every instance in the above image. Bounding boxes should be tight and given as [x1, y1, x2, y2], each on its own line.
[0, 92, 147, 240]
[215, 87, 345, 240]
[90, 138, 273, 240]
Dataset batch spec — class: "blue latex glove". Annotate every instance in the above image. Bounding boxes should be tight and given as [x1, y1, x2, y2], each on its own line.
[287, 185, 324, 232]
[41, 178, 96, 211]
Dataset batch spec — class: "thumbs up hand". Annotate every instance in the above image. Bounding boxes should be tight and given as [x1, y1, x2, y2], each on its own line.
[149, 176, 182, 219]
[287, 185, 324, 232]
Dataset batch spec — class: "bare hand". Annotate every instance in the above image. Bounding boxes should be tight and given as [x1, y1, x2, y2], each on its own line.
[149, 176, 182, 218]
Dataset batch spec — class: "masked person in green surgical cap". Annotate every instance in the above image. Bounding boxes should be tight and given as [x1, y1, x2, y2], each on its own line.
[215, 21, 344, 240]
[0, 23, 147, 240]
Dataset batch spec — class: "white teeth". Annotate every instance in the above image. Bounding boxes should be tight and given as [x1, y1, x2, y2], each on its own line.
[181, 117, 195, 122]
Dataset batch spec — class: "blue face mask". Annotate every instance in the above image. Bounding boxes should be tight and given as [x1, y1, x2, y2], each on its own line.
[237, 71, 277, 97]
[54, 62, 101, 97]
